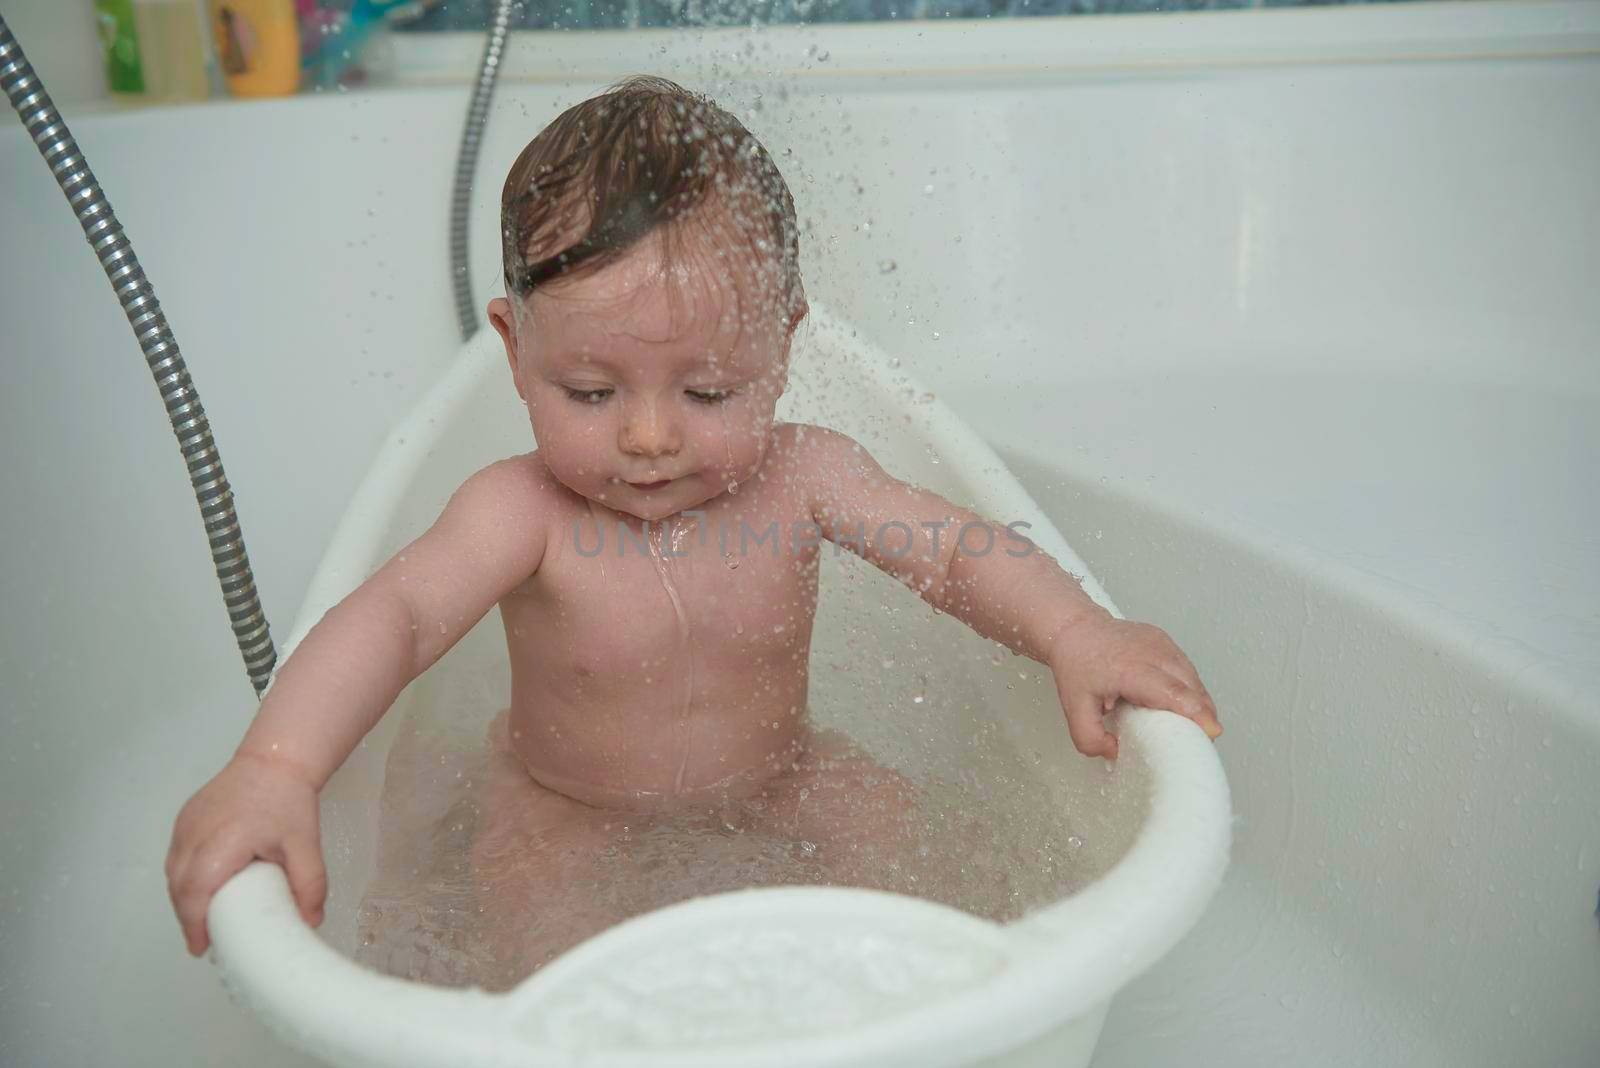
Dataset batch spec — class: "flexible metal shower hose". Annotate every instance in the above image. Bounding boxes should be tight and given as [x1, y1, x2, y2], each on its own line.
[450, 0, 518, 340]
[3, 0, 515, 692]
[0, 14, 277, 696]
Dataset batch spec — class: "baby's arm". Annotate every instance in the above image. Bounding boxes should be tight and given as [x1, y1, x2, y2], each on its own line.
[166, 456, 550, 955]
[794, 425, 1220, 759]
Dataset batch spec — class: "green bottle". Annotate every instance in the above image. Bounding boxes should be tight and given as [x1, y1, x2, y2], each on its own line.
[96, 0, 146, 94]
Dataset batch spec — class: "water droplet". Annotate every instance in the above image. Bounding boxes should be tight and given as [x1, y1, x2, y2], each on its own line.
[1067, 835, 1084, 849]
[878, 259, 898, 274]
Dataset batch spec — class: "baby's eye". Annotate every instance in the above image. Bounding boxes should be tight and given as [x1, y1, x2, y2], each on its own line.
[685, 388, 736, 405]
[562, 386, 613, 405]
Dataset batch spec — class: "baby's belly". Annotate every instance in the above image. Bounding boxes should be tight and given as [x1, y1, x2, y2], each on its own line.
[505, 670, 811, 813]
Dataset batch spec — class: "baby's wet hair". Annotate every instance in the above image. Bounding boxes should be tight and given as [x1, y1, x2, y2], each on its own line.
[500, 76, 804, 317]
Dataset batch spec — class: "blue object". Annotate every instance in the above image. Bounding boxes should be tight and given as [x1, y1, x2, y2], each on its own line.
[303, 0, 416, 90]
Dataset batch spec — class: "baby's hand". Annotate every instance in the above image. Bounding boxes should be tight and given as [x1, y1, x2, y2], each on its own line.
[165, 752, 326, 956]
[1048, 614, 1222, 760]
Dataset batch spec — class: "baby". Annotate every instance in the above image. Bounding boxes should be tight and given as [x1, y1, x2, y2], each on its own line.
[166, 76, 1221, 974]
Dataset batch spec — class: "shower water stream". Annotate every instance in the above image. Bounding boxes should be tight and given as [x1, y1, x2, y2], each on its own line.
[645, 518, 699, 793]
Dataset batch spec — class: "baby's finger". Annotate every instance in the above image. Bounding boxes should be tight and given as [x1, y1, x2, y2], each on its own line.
[1154, 663, 1222, 738]
[1189, 685, 1223, 739]
[1126, 668, 1222, 740]
[1063, 691, 1119, 760]
[164, 835, 190, 901]
[1169, 668, 1222, 738]
[165, 847, 197, 948]
[163, 834, 183, 886]
[1117, 664, 1188, 713]
[172, 843, 244, 957]
[283, 833, 328, 927]
[1163, 651, 1218, 716]
[171, 869, 212, 957]
[1188, 701, 1224, 739]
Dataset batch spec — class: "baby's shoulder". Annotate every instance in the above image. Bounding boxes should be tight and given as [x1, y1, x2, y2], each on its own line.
[446, 452, 566, 529]
[769, 421, 864, 460]
[767, 422, 876, 480]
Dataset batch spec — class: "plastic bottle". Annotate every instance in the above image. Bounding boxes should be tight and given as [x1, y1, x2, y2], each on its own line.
[206, 0, 301, 97]
[132, 0, 212, 101]
[96, 0, 146, 95]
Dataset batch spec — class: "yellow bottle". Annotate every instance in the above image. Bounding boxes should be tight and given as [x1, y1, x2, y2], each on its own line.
[207, 0, 300, 98]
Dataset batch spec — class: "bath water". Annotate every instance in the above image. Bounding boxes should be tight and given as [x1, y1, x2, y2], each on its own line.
[353, 687, 1095, 992]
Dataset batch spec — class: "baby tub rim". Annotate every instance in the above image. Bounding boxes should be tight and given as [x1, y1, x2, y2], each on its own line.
[208, 306, 1231, 1066]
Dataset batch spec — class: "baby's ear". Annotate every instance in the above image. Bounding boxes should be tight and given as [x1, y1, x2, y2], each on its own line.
[786, 298, 810, 337]
[779, 301, 808, 390]
[774, 336, 794, 393]
[487, 298, 525, 401]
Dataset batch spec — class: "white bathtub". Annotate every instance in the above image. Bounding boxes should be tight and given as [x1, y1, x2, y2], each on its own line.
[3, 2, 1597, 1064]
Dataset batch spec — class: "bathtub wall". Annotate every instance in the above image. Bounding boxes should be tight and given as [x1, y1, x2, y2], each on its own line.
[1, 7, 1595, 1064]
[783, 62, 1600, 398]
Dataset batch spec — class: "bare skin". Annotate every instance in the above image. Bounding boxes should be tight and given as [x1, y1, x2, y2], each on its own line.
[424, 710, 921, 988]
[167, 224, 1222, 961]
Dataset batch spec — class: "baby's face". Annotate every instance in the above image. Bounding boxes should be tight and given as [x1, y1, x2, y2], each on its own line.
[489, 232, 799, 522]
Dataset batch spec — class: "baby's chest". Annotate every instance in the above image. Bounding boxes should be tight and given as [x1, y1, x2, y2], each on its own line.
[530, 529, 821, 666]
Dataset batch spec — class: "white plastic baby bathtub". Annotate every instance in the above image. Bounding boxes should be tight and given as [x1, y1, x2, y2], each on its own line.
[206, 309, 1230, 1068]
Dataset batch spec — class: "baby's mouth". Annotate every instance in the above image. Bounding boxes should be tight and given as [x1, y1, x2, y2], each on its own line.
[625, 477, 676, 492]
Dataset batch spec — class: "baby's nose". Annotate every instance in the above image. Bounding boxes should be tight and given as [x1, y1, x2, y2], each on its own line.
[620, 399, 681, 457]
